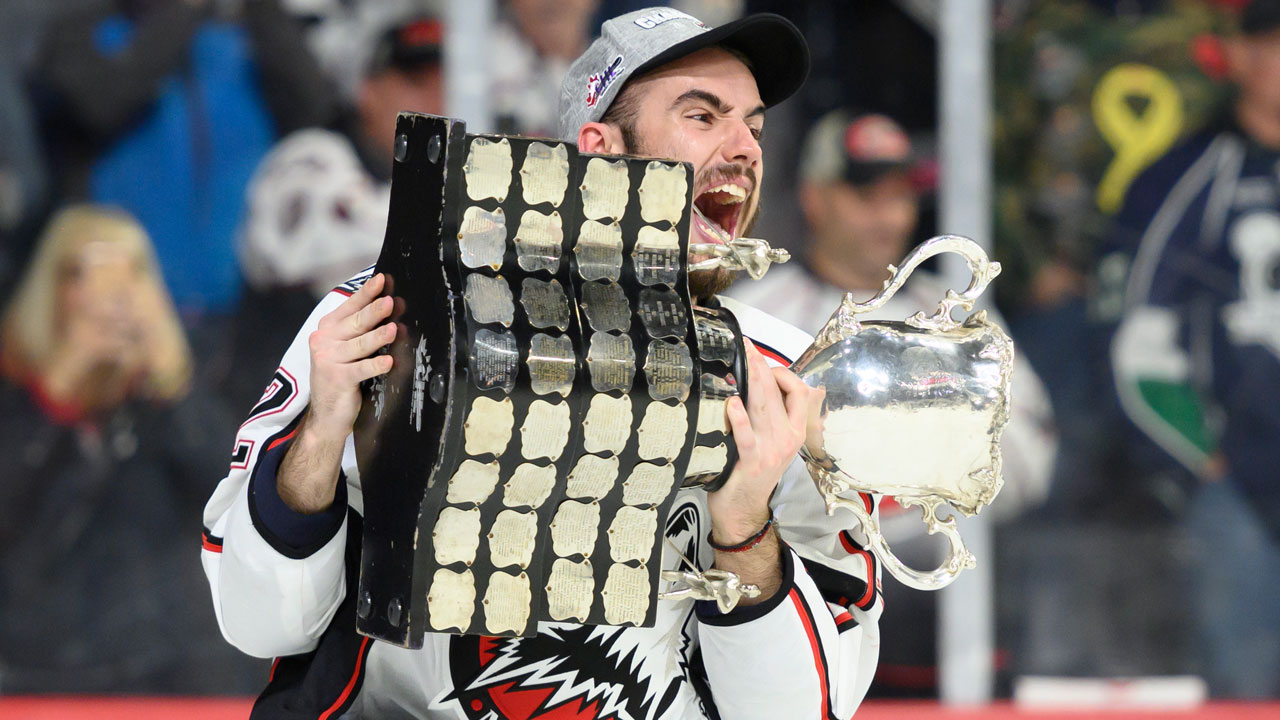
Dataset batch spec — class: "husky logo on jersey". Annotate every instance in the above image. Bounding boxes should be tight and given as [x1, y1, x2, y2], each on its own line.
[441, 498, 708, 720]
[1223, 210, 1280, 357]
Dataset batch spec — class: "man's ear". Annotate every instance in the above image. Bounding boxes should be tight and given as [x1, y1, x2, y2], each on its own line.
[578, 122, 628, 154]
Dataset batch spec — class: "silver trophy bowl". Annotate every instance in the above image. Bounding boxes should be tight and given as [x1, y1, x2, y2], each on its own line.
[792, 235, 1013, 590]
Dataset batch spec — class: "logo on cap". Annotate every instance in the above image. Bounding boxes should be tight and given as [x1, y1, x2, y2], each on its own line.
[586, 55, 625, 109]
[633, 9, 705, 29]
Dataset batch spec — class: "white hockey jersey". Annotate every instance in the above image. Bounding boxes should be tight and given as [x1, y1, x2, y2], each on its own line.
[201, 269, 883, 720]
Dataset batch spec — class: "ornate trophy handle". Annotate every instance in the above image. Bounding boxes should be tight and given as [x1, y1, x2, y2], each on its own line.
[808, 464, 976, 591]
[814, 235, 1002, 347]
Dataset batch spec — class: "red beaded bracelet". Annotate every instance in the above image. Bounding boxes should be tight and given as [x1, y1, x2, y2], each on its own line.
[708, 516, 776, 553]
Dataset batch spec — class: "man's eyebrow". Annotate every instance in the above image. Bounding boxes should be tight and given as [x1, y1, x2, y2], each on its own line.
[670, 89, 767, 120]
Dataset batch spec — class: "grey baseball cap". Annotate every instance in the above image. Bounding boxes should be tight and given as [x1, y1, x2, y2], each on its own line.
[557, 7, 810, 141]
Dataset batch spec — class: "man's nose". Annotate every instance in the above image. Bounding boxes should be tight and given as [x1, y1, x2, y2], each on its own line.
[722, 121, 762, 167]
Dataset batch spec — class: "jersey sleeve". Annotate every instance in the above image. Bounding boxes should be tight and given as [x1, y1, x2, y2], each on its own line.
[201, 269, 373, 658]
[696, 458, 882, 720]
[696, 297, 881, 719]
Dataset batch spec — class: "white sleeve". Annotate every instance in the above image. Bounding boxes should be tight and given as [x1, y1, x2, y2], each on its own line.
[698, 442, 882, 718]
[696, 296, 881, 718]
[200, 270, 372, 659]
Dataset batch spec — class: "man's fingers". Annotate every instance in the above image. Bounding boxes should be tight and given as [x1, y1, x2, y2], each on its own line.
[773, 367, 811, 436]
[743, 343, 782, 416]
[350, 354, 394, 383]
[725, 395, 756, 454]
[336, 322, 397, 362]
[326, 272, 385, 324]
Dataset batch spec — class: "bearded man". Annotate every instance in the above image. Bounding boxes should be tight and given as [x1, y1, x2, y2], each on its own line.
[202, 8, 882, 719]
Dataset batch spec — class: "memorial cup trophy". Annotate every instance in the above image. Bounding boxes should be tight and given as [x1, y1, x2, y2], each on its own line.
[352, 112, 1013, 648]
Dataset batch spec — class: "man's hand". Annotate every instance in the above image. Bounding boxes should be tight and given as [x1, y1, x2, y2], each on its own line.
[278, 273, 396, 514]
[705, 341, 818, 603]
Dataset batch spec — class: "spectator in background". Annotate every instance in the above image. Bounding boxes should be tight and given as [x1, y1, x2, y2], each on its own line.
[222, 7, 445, 412]
[33, 0, 337, 319]
[1107, 0, 1280, 699]
[726, 109, 1057, 696]
[491, 0, 601, 136]
[0, 205, 264, 693]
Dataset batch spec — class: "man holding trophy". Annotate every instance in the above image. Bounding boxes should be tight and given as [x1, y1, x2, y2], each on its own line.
[202, 7, 1009, 719]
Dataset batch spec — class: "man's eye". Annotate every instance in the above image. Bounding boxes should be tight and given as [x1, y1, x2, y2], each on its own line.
[750, 127, 764, 141]
[688, 112, 713, 123]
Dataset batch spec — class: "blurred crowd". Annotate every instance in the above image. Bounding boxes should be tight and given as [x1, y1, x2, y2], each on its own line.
[0, 0, 1275, 702]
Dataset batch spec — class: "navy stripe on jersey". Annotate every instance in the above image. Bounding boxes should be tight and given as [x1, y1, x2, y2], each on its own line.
[745, 336, 792, 366]
[246, 412, 349, 559]
[800, 555, 876, 615]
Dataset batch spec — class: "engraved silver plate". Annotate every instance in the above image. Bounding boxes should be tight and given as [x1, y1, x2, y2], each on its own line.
[633, 225, 681, 287]
[520, 142, 570, 207]
[546, 558, 594, 622]
[638, 161, 688, 225]
[575, 219, 624, 282]
[583, 394, 632, 455]
[446, 458, 501, 505]
[550, 500, 601, 558]
[427, 568, 475, 632]
[695, 315, 737, 366]
[503, 462, 556, 509]
[643, 339, 693, 402]
[521, 278, 570, 331]
[607, 506, 658, 563]
[637, 401, 687, 461]
[567, 453, 620, 499]
[433, 506, 482, 566]
[602, 563, 650, 626]
[638, 287, 687, 339]
[687, 443, 729, 478]
[470, 328, 518, 393]
[464, 395, 514, 457]
[514, 209, 564, 273]
[581, 281, 631, 333]
[696, 392, 729, 436]
[622, 462, 674, 506]
[465, 137, 513, 202]
[483, 571, 531, 635]
[527, 333, 576, 397]
[581, 157, 630, 221]
[489, 510, 538, 569]
[587, 332, 635, 394]
[519, 399, 571, 460]
[464, 274, 515, 327]
[459, 206, 507, 271]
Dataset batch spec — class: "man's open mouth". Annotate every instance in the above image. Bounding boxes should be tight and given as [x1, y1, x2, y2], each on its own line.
[692, 182, 747, 244]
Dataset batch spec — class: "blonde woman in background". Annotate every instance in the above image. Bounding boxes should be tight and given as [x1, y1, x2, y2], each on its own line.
[0, 205, 266, 694]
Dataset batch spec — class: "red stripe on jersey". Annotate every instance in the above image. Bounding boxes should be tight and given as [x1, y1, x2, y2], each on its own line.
[746, 337, 793, 367]
[269, 657, 280, 683]
[788, 589, 831, 720]
[201, 535, 223, 553]
[834, 610, 853, 626]
[266, 426, 300, 452]
[333, 287, 355, 297]
[319, 636, 371, 719]
[837, 531, 877, 609]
